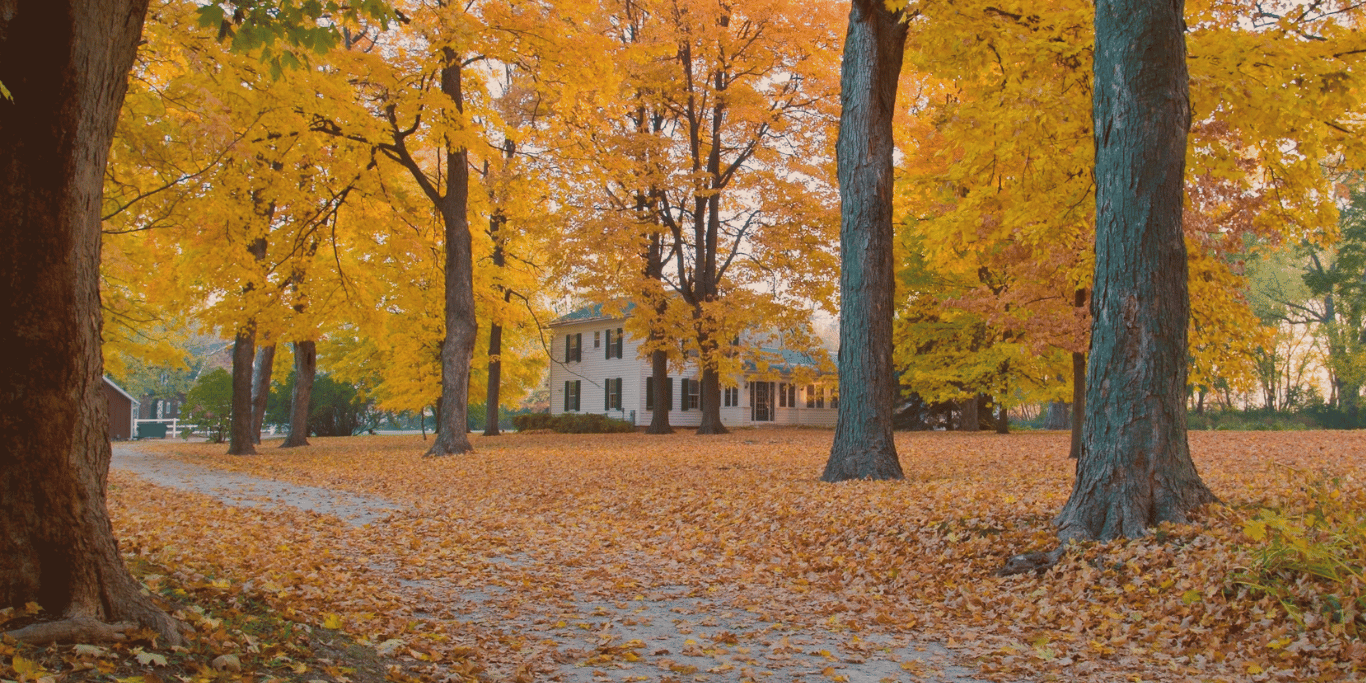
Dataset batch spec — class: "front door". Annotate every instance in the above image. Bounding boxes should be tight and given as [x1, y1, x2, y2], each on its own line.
[751, 381, 774, 422]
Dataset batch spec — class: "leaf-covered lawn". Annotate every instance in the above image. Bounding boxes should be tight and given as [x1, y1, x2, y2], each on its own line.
[110, 429, 1366, 682]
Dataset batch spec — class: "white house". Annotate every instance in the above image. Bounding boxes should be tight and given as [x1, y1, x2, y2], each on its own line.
[546, 304, 837, 428]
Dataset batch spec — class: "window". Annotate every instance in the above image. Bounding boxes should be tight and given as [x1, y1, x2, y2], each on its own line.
[682, 378, 700, 411]
[778, 383, 797, 408]
[565, 333, 582, 362]
[594, 331, 601, 348]
[646, 376, 673, 411]
[723, 386, 739, 407]
[805, 385, 824, 409]
[606, 328, 624, 359]
[563, 380, 581, 411]
[604, 378, 622, 411]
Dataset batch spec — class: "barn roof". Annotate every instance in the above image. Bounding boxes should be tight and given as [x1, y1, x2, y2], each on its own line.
[103, 376, 140, 405]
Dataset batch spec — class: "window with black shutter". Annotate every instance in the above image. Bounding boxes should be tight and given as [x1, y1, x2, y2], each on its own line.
[564, 380, 581, 411]
[605, 378, 622, 411]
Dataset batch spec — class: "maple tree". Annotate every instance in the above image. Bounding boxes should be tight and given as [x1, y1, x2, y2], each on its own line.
[889, 0, 1366, 457]
[0, 0, 390, 644]
[556, 0, 843, 436]
[1052, 0, 1217, 545]
[822, 0, 908, 481]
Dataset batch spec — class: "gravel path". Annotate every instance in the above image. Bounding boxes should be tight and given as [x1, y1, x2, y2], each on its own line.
[112, 444, 995, 683]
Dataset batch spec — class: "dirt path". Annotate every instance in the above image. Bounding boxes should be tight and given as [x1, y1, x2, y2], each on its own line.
[112, 444, 994, 683]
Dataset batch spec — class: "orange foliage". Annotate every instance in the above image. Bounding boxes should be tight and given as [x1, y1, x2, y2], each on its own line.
[112, 430, 1366, 681]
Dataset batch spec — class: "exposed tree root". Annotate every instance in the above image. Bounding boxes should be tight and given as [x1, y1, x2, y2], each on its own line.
[4, 617, 136, 644]
[996, 546, 1066, 576]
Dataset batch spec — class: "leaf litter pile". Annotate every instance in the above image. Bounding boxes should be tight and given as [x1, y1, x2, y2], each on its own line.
[61, 430, 1366, 681]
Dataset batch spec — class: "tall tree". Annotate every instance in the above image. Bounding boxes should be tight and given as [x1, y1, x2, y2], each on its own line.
[821, 0, 907, 481]
[0, 0, 183, 644]
[1053, 0, 1215, 542]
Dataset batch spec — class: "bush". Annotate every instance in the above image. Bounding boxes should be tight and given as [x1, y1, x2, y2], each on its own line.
[1186, 408, 1319, 431]
[510, 412, 634, 434]
[266, 371, 371, 437]
[183, 368, 232, 443]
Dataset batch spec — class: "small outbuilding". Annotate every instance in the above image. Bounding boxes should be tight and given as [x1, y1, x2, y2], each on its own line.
[103, 376, 139, 441]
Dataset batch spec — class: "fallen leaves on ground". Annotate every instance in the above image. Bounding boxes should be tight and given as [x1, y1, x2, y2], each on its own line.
[106, 429, 1366, 681]
[0, 556, 412, 683]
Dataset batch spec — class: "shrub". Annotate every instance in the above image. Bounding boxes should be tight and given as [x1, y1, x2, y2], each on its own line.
[183, 368, 232, 443]
[510, 412, 634, 434]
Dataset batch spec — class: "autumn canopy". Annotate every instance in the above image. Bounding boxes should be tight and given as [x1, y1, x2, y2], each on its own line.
[1, 0, 1365, 679]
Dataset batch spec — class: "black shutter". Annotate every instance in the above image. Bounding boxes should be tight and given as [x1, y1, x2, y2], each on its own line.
[564, 381, 571, 411]
[681, 379, 690, 411]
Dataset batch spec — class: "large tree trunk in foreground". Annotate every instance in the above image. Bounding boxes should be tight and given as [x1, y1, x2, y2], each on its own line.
[822, 0, 906, 482]
[281, 340, 315, 448]
[227, 329, 258, 455]
[0, 0, 179, 644]
[427, 49, 476, 456]
[1054, 0, 1215, 542]
[250, 344, 275, 443]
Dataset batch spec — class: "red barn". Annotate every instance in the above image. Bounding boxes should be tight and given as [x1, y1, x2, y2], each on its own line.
[103, 377, 139, 441]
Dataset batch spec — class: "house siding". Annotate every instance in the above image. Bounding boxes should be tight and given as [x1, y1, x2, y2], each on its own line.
[547, 315, 834, 428]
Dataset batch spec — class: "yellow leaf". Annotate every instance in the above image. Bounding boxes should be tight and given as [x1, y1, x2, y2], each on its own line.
[322, 613, 343, 630]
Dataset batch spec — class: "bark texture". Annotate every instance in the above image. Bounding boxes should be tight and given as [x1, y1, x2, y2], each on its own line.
[281, 340, 315, 448]
[647, 348, 674, 434]
[697, 365, 728, 434]
[0, 0, 179, 643]
[227, 329, 258, 455]
[1043, 401, 1071, 430]
[822, 0, 906, 482]
[960, 397, 979, 432]
[1055, 0, 1215, 541]
[427, 49, 476, 456]
[250, 344, 275, 443]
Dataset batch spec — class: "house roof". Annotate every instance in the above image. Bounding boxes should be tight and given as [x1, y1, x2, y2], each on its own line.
[549, 302, 636, 327]
[746, 347, 823, 373]
[103, 376, 140, 405]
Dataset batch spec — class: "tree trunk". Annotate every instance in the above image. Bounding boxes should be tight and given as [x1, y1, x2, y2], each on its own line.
[427, 48, 476, 456]
[1055, 0, 1215, 542]
[1043, 402, 1071, 430]
[995, 403, 1009, 434]
[227, 329, 258, 455]
[0, 0, 180, 643]
[250, 344, 275, 443]
[484, 304, 506, 436]
[1069, 350, 1086, 459]
[647, 348, 674, 434]
[281, 340, 315, 448]
[960, 397, 980, 432]
[697, 363, 728, 434]
[822, 0, 907, 482]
